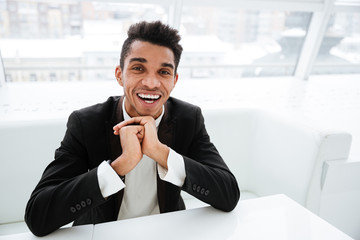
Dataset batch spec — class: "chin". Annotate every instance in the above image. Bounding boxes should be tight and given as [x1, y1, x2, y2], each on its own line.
[135, 109, 157, 118]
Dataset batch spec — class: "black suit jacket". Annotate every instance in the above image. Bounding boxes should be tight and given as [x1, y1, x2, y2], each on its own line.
[25, 96, 240, 236]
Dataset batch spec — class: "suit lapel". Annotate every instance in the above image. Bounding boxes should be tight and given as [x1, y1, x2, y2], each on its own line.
[104, 96, 125, 217]
[105, 96, 124, 161]
[157, 100, 177, 212]
[158, 101, 175, 148]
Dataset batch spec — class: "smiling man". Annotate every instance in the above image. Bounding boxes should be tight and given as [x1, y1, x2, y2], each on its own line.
[25, 21, 240, 237]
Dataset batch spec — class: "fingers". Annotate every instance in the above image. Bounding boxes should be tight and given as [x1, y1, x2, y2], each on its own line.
[112, 125, 145, 176]
[113, 116, 168, 170]
[113, 116, 154, 135]
[135, 126, 144, 143]
[119, 125, 144, 141]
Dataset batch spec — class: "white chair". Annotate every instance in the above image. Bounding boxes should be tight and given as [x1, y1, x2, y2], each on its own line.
[0, 119, 67, 235]
[184, 108, 359, 239]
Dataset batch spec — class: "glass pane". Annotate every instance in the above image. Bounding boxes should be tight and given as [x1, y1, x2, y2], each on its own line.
[312, 12, 360, 75]
[0, 0, 168, 82]
[179, 7, 312, 78]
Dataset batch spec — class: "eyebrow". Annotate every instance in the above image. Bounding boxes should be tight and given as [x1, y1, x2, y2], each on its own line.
[129, 57, 147, 63]
[161, 63, 174, 69]
[129, 57, 174, 70]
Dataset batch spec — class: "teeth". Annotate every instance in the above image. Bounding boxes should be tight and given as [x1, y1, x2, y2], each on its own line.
[138, 93, 160, 100]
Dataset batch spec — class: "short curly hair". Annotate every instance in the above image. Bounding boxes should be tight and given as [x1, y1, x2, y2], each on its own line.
[119, 21, 183, 74]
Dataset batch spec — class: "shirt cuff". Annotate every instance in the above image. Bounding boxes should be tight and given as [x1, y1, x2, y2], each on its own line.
[158, 149, 186, 187]
[97, 161, 125, 198]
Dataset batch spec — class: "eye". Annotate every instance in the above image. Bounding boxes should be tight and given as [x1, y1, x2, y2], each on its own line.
[159, 70, 171, 75]
[132, 66, 143, 71]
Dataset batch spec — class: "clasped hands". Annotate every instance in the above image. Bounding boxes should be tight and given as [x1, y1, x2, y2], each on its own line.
[111, 116, 169, 176]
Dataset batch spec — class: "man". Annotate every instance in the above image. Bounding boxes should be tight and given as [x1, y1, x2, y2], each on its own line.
[25, 21, 240, 237]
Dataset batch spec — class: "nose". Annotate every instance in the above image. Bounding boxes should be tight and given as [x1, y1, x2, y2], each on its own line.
[142, 73, 161, 89]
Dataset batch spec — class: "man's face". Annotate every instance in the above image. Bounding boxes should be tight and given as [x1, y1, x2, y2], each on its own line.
[116, 40, 178, 119]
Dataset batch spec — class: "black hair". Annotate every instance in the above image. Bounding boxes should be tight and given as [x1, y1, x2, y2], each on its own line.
[120, 21, 183, 74]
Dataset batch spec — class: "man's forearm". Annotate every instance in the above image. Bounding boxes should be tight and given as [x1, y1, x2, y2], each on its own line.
[25, 168, 104, 237]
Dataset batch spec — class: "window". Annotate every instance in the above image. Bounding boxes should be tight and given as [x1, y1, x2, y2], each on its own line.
[179, 7, 312, 78]
[0, 0, 168, 82]
[29, 73, 37, 82]
[312, 12, 360, 74]
[0, 0, 359, 82]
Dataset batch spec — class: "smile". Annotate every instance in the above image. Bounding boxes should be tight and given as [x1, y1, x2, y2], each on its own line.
[137, 93, 161, 103]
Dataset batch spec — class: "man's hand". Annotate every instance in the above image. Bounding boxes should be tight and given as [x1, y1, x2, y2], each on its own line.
[113, 116, 169, 169]
[110, 125, 144, 176]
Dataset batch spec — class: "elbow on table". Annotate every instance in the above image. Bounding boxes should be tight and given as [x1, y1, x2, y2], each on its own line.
[25, 218, 48, 237]
[226, 177, 241, 212]
[24, 205, 57, 237]
[227, 190, 241, 212]
[215, 186, 241, 212]
[24, 214, 51, 237]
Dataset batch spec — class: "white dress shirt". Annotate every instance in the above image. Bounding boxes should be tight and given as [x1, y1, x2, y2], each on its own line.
[97, 98, 186, 220]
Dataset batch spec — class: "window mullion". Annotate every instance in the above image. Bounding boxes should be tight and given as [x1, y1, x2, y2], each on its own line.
[168, 0, 183, 29]
[0, 51, 5, 87]
[295, 0, 335, 80]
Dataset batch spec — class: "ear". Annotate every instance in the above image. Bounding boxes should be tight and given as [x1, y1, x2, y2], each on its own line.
[115, 65, 124, 86]
[173, 73, 179, 87]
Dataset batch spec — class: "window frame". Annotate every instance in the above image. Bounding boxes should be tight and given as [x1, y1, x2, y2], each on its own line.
[0, 0, 359, 86]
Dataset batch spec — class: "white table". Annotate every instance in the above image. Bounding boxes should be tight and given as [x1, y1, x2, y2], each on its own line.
[0, 225, 93, 240]
[0, 194, 353, 240]
[92, 194, 353, 240]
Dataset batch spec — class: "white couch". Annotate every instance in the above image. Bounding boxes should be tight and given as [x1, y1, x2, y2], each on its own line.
[202, 108, 360, 240]
[0, 108, 359, 238]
